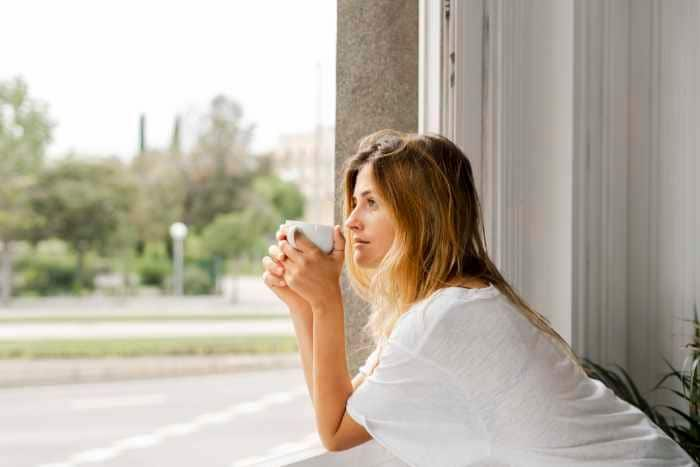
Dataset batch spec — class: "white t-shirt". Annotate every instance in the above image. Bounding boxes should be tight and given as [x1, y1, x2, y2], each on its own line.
[346, 284, 696, 467]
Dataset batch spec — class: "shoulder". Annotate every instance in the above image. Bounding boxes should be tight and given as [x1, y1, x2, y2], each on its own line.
[408, 288, 541, 387]
[390, 285, 509, 351]
[400, 285, 505, 329]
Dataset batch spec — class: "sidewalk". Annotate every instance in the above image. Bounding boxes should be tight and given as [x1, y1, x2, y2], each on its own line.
[0, 320, 294, 340]
[0, 277, 299, 387]
[0, 353, 301, 388]
[0, 276, 287, 318]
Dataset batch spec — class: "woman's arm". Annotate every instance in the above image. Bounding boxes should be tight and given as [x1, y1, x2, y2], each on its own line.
[289, 301, 367, 401]
[289, 305, 314, 403]
[292, 298, 372, 452]
[274, 228, 370, 450]
[311, 291, 355, 449]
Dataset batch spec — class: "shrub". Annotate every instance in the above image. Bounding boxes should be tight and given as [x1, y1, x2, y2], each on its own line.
[136, 256, 170, 287]
[14, 254, 95, 296]
[183, 266, 213, 295]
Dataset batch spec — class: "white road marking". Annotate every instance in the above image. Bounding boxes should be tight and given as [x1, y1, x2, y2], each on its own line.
[231, 431, 321, 466]
[112, 434, 162, 449]
[70, 393, 167, 410]
[36, 385, 308, 467]
[70, 448, 119, 463]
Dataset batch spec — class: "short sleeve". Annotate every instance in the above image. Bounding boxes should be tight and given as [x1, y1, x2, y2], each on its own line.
[357, 343, 381, 377]
[346, 336, 491, 466]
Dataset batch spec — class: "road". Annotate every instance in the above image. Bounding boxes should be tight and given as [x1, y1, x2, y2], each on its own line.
[0, 369, 321, 467]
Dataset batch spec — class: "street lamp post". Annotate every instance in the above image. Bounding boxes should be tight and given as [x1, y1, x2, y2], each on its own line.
[169, 222, 188, 296]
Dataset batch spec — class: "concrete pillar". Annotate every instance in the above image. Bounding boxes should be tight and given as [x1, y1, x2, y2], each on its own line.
[335, 0, 419, 373]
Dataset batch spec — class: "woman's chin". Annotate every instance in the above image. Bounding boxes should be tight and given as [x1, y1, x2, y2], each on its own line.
[354, 252, 379, 269]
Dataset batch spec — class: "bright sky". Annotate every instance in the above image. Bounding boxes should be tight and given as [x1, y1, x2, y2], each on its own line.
[1, 0, 336, 160]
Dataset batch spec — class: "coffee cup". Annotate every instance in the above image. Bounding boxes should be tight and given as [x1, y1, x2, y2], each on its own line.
[284, 220, 334, 254]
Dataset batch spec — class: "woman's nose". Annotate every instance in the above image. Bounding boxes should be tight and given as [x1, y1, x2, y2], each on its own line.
[343, 217, 355, 231]
[344, 211, 361, 231]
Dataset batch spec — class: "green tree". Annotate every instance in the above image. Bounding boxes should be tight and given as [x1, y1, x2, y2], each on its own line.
[202, 200, 280, 274]
[0, 76, 54, 303]
[129, 149, 186, 247]
[180, 95, 257, 230]
[193, 94, 254, 175]
[0, 76, 54, 176]
[251, 175, 305, 222]
[31, 157, 136, 291]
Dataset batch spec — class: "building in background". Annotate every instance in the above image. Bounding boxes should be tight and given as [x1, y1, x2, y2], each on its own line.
[273, 126, 335, 225]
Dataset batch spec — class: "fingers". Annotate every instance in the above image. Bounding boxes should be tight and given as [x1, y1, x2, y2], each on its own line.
[262, 256, 285, 277]
[264, 225, 292, 289]
[279, 239, 306, 263]
[276, 225, 288, 241]
[268, 244, 286, 262]
[262, 271, 286, 288]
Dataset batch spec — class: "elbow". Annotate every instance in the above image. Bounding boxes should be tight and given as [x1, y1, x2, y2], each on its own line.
[321, 434, 338, 452]
[324, 442, 348, 453]
[321, 433, 343, 452]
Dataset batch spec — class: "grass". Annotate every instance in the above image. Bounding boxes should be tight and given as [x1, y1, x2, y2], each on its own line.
[0, 335, 298, 359]
[0, 313, 287, 324]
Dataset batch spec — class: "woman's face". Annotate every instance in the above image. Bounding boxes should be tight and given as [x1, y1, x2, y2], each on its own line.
[344, 164, 396, 268]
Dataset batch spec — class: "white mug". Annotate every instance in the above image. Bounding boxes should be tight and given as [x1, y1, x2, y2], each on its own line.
[284, 220, 334, 254]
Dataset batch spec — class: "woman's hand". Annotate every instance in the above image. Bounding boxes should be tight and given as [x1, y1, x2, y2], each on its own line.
[262, 225, 311, 313]
[278, 225, 345, 310]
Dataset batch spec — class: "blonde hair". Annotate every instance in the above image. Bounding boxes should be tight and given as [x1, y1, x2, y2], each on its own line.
[341, 129, 585, 374]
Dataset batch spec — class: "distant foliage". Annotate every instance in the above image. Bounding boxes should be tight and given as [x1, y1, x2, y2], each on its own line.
[15, 254, 95, 296]
[252, 175, 305, 222]
[202, 200, 281, 261]
[2, 81, 309, 298]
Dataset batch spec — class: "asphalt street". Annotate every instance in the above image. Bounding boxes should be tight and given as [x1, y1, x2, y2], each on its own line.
[0, 368, 320, 467]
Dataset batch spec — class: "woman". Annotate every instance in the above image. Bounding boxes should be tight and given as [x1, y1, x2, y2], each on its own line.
[261, 129, 695, 466]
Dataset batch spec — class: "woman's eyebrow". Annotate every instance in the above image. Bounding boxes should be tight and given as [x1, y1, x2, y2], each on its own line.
[352, 190, 373, 200]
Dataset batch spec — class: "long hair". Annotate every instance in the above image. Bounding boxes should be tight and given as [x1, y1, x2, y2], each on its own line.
[341, 129, 584, 374]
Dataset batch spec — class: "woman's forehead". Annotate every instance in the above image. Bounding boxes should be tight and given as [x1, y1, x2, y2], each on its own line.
[354, 164, 375, 191]
[360, 163, 375, 178]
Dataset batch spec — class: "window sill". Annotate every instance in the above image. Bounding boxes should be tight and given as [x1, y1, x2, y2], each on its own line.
[249, 439, 405, 467]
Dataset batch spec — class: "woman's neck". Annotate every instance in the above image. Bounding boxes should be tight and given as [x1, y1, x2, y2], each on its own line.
[445, 276, 490, 289]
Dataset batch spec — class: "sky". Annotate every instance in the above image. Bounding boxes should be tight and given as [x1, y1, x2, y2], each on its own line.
[1, 0, 336, 160]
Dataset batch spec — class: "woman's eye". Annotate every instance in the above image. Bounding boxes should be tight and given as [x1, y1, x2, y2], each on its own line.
[367, 199, 376, 207]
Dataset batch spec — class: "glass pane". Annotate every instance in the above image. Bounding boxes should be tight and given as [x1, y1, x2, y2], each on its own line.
[0, 1, 336, 465]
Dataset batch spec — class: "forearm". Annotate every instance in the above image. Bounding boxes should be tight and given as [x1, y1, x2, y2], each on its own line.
[289, 306, 314, 404]
[311, 292, 353, 447]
